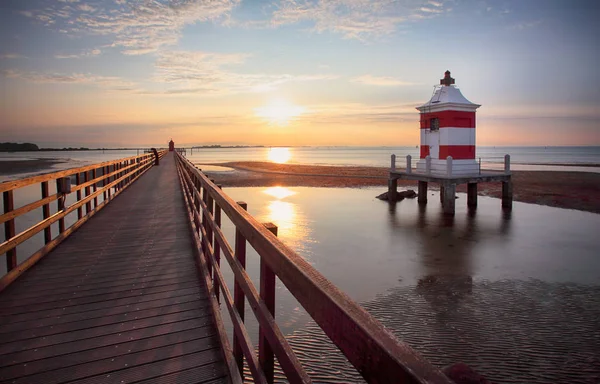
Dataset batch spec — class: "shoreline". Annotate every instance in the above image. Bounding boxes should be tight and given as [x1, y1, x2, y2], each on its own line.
[0, 159, 68, 176]
[203, 161, 600, 215]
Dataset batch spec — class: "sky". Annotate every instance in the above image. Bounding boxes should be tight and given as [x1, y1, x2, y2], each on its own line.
[0, 0, 599, 148]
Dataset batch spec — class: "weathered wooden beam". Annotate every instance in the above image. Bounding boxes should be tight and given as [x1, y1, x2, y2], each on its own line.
[388, 178, 398, 202]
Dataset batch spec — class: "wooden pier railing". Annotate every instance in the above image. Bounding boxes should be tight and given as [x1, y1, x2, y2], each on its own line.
[175, 151, 454, 384]
[0, 150, 167, 291]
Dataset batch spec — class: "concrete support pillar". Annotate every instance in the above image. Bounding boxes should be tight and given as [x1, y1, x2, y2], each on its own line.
[467, 183, 478, 208]
[391, 154, 396, 171]
[406, 155, 412, 174]
[388, 178, 398, 202]
[443, 183, 456, 215]
[440, 185, 445, 204]
[502, 179, 513, 209]
[418, 181, 428, 204]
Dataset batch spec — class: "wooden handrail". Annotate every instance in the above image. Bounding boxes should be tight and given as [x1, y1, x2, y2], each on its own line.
[0, 150, 167, 291]
[175, 151, 454, 384]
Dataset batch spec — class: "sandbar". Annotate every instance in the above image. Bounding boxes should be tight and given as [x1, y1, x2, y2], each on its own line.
[203, 161, 600, 214]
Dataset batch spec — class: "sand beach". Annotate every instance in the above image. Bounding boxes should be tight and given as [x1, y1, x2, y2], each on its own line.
[203, 161, 600, 214]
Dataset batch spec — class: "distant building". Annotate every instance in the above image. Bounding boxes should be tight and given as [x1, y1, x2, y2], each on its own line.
[169, 139, 174, 152]
[416, 71, 480, 176]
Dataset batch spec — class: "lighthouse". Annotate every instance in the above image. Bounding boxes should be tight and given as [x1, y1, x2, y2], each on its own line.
[416, 71, 480, 176]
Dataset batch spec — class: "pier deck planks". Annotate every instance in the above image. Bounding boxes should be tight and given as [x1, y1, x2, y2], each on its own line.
[0, 153, 227, 383]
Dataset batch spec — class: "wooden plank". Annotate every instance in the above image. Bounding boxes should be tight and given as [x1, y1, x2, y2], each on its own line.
[0, 153, 226, 384]
[0, 329, 217, 381]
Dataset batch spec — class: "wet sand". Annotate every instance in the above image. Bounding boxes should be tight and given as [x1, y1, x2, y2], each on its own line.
[0, 159, 67, 176]
[203, 161, 600, 214]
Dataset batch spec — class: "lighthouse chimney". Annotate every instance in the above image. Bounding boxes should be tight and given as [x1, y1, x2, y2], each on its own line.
[416, 71, 481, 176]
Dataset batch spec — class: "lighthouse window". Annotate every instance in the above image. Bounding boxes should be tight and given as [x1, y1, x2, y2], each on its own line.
[430, 118, 439, 131]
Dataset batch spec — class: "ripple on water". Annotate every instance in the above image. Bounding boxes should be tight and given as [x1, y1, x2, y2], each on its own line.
[266, 279, 600, 383]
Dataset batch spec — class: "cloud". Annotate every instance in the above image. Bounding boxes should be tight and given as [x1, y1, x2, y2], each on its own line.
[0, 53, 27, 59]
[54, 48, 102, 59]
[351, 75, 416, 86]
[270, 0, 450, 40]
[153, 50, 337, 95]
[510, 20, 542, 30]
[25, 0, 241, 55]
[2, 69, 136, 91]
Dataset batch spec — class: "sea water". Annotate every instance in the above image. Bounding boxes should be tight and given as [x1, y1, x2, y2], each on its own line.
[215, 186, 600, 383]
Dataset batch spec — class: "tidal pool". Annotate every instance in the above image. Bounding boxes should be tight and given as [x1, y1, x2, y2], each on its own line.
[215, 186, 600, 383]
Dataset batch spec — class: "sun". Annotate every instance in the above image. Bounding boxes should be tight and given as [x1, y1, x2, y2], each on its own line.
[255, 98, 305, 126]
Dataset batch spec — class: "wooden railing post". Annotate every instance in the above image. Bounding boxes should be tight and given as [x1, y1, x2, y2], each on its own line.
[3, 190, 16, 271]
[84, 171, 91, 215]
[201, 187, 211, 274]
[92, 169, 98, 209]
[103, 166, 108, 202]
[214, 185, 222, 302]
[76, 173, 82, 220]
[233, 201, 248, 378]
[41, 181, 51, 244]
[260, 222, 278, 384]
[56, 179, 65, 233]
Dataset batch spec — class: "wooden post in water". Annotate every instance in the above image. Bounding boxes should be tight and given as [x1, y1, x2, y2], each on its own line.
[233, 201, 248, 379]
[418, 181, 427, 204]
[260, 222, 278, 384]
[502, 155, 513, 209]
[467, 183, 478, 208]
[443, 183, 456, 215]
[406, 155, 412, 174]
[41, 181, 51, 244]
[3, 190, 16, 271]
[388, 154, 397, 201]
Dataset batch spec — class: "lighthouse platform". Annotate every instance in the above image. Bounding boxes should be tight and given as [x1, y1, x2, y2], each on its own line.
[388, 154, 513, 215]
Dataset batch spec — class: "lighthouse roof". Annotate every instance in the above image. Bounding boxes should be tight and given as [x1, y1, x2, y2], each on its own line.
[416, 71, 480, 113]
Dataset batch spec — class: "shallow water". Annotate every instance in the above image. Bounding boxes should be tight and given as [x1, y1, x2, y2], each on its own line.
[215, 186, 600, 383]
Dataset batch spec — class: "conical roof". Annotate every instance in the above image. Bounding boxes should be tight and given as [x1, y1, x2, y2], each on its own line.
[417, 71, 480, 113]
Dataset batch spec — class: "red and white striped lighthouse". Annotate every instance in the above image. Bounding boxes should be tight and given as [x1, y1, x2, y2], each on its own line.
[416, 71, 480, 175]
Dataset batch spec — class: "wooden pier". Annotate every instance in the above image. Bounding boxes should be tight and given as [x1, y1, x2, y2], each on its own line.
[0, 151, 460, 383]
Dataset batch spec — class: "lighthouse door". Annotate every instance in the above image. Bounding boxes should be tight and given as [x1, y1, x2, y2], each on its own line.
[429, 131, 440, 159]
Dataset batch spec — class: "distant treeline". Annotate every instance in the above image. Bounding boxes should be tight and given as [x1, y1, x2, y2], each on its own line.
[0, 142, 40, 151]
[0, 142, 92, 152]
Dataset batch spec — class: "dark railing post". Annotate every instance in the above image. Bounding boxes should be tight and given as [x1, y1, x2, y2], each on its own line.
[41, 181, 51, 244]
[214, 185, 222, 302]
[56, 179, 65, 233]
[233, 201, 248, 378]
[107, 165, 113, 200]
[103, 166, 108, 202]
[3, 190, 16, 271]
[260, 222, 278, 384]
[92, 168, 98, 209]
[76, 173, 82, 220]
[84, 171, 91, 215]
